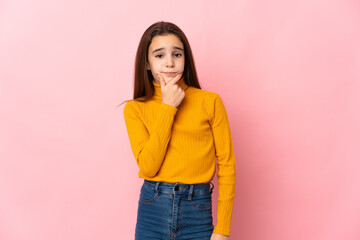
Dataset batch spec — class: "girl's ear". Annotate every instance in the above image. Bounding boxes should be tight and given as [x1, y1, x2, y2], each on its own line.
[145, 62, 150, 70]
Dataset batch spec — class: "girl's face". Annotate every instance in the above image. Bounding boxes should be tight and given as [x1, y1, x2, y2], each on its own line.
[146, 34, 185, 85]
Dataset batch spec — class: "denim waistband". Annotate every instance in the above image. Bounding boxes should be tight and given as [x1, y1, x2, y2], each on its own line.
[143, 179, 214, 199]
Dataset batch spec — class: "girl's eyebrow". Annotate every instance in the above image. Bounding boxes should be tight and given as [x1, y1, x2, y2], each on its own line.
[152, 46, 184, 54]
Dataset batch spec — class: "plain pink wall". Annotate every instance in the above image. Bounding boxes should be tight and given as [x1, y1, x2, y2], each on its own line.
[1, 0, 359, 239]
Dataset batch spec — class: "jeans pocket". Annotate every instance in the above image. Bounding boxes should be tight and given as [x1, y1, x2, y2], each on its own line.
[139, 183, 159, 202]
[189, 191, 212, 209]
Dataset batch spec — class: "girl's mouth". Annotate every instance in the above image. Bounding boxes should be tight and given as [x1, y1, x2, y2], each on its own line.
[162, 72, 177, 76]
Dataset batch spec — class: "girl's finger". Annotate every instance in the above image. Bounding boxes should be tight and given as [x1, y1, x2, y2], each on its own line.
[167, 73, 182, 86]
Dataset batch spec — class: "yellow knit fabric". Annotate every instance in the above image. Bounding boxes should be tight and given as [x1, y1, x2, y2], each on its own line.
[123, 77, 236, 236]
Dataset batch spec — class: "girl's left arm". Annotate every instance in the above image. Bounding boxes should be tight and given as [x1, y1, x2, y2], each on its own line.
[210, 93, 237, 237]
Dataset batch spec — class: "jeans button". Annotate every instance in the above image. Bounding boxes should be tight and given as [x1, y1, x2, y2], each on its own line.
[174, 186, 179, 191]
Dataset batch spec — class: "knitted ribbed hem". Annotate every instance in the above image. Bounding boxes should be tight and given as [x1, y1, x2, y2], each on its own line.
[213, 225, 230, 236]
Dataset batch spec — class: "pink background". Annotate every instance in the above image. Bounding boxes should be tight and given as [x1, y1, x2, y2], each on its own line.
[1, 0, 360, 239]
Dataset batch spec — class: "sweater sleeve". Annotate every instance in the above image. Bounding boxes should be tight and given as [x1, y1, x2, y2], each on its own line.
[210, 94, 237, 236]
[123, 100, 178, 177]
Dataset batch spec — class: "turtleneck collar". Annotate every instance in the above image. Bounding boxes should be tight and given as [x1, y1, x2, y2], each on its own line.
[152, 77, 189, 101]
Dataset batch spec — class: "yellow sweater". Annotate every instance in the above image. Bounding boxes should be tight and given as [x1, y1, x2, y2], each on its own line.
[123, 77, 236, 236]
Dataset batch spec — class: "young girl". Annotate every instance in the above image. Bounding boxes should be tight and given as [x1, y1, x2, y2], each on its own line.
[121, 21, 236, 240]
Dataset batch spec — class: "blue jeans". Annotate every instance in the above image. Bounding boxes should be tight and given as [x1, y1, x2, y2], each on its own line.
[135, 179, 215, 240]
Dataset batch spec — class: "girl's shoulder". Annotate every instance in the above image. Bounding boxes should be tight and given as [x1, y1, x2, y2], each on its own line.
[123, 98, 144, 115]
[187, 87, 228, 116]
[187, 86, 222, 102]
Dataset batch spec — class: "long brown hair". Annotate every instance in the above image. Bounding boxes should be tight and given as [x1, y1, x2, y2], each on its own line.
[116, 21, 201, 108]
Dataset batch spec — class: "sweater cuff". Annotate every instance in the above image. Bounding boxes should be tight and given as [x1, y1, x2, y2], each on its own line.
[160, 102, 178, 114]
[213, 225, 231, 236]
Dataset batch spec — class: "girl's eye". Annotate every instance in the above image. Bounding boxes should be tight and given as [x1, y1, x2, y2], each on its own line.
[155, 54, 163, 58]
[174, 53, 182, 57]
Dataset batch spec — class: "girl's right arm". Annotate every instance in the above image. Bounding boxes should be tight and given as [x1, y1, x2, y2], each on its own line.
[123, 100, 178, 177]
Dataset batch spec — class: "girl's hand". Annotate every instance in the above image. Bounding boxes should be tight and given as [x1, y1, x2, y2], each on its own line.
[211, 233, 230, 240]
[157, 73, 185, 108]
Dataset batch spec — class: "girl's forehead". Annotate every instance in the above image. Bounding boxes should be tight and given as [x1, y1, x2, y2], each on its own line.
[149, 34, 183, 49]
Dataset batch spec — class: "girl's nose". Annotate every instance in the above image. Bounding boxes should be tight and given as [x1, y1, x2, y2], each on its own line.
[165, 56, 175, 67]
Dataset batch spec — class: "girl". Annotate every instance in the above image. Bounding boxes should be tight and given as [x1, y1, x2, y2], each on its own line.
[121, 21, 236, 240]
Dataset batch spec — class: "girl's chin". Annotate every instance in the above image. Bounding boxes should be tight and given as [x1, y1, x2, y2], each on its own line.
[165, 77, 180, 84]
[155, 74, 181, 84]
[163, 74, 175, 79]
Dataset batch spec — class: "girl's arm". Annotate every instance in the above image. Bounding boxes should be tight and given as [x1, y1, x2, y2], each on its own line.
[123, 101, 178, 177]
[210, 94, 237, 236]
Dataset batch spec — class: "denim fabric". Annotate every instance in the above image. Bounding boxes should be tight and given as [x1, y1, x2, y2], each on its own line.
[135, 179, 214, 240]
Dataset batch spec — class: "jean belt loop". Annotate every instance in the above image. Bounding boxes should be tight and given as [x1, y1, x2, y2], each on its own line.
[154, 182, 160, 197]
[188, 185, 194, 200]
[210, 181, 214, 193]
